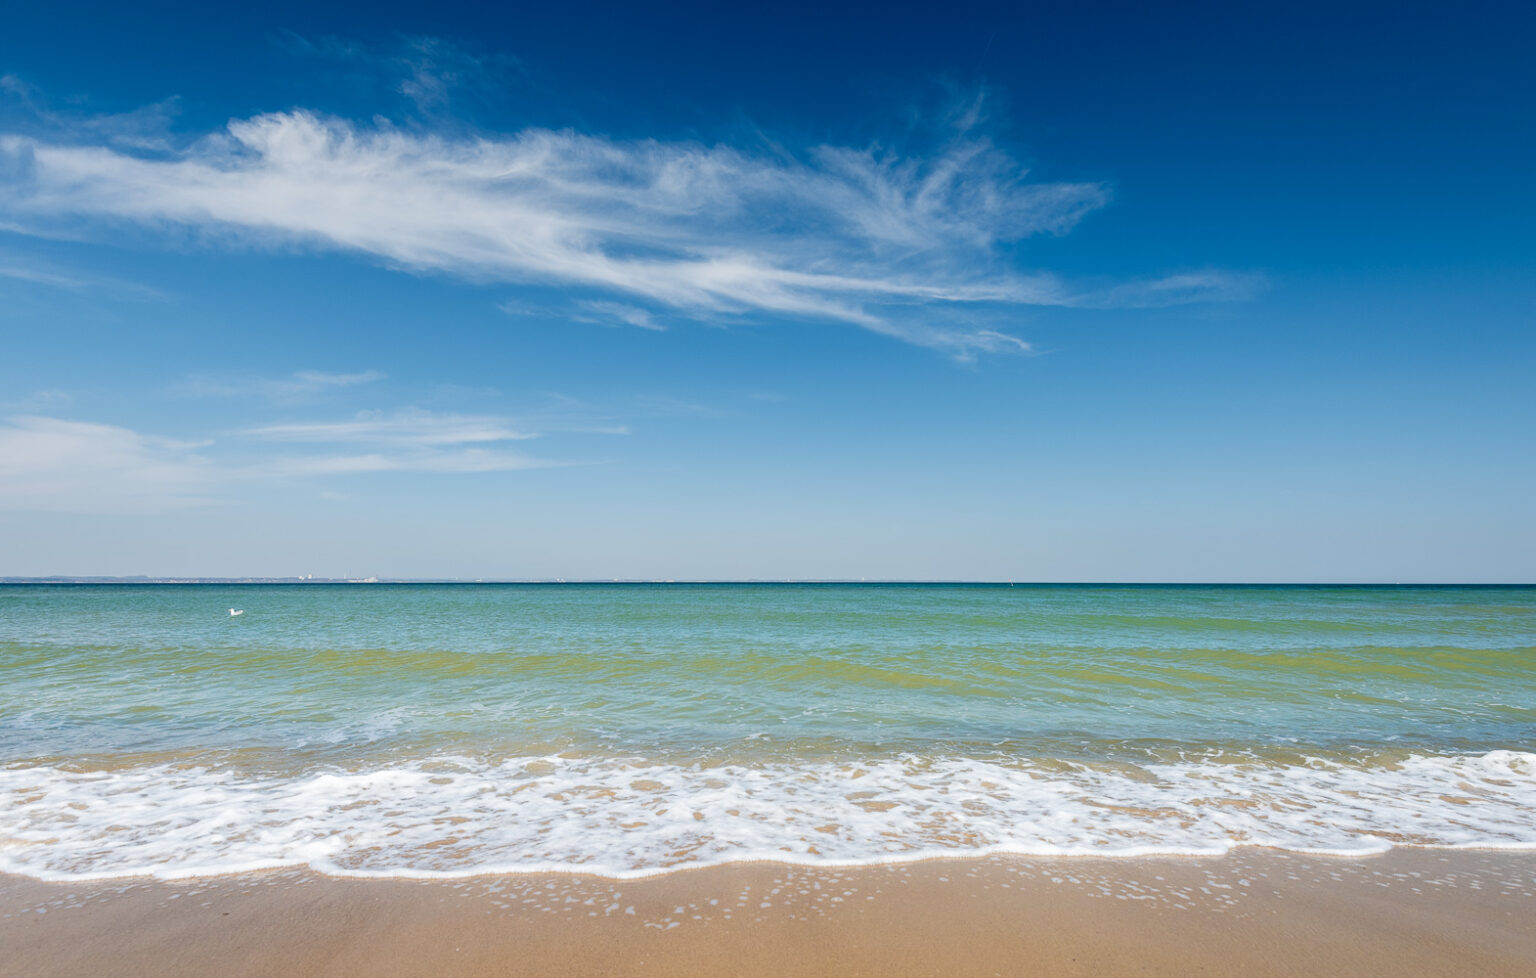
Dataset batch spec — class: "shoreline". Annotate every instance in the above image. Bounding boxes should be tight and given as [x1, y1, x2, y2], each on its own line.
[6, 849, 1535, 977]
[7, 839, 1536, 885]
[9, 747, 1533, 880]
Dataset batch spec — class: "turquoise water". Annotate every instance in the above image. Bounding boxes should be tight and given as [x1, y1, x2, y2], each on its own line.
[2, 584, 1534, 878]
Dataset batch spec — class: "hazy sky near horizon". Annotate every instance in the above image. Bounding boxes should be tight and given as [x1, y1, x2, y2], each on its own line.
[1, 0, 1532, 581]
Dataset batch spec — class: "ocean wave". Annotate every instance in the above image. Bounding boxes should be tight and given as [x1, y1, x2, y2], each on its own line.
[1, 750, 1533, 881]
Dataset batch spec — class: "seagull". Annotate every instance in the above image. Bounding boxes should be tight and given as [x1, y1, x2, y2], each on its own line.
[229, 608, 244, 616]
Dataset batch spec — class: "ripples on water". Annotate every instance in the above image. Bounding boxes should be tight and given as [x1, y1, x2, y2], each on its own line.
[1, 584, 1533, 877]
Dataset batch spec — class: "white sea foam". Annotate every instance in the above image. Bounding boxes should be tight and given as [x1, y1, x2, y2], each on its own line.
[1, 751, 1533, 881]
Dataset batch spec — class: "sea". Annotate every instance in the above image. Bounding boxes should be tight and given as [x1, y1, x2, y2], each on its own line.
[1, 583, 1533, 881]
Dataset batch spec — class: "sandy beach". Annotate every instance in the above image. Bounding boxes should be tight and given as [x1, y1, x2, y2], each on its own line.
[5, 849, 1534, 977]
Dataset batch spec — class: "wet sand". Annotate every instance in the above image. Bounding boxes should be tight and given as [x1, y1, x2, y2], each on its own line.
[4, 850, 1535, 977]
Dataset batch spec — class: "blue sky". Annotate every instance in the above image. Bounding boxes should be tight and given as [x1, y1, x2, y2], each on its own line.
[1, 1, 1532, 580]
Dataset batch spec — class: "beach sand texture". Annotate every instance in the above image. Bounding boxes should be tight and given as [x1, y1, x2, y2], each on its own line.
[5, 850, 1535, 977]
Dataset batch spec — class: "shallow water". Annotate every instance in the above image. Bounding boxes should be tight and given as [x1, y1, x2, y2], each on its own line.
[2, 583, 1533, 878]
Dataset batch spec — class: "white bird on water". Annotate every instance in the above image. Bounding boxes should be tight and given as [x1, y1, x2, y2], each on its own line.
[229, 608, 244, 617]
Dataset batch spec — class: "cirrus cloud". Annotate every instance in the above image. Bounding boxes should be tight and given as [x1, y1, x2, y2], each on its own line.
[0, 408, 600, 514]
[0, 98, 1257, 358]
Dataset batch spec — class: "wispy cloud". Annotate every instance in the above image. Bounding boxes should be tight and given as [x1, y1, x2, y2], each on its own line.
[1069, 270, 1267, 309]
[0, 415, 213, 513]
[172, 369, 385, 401]
[245, 408, 535, 445]
[0, 262, 88, 289]
[631, 394, 728, 418]
[0, 408, 601, 513]
[0, 73, 178, 152]
[0, 87, 1254, 358]
[2, 389, 74, 411]
[242, 406, 607, 479]
[267, 448, 557, 475]
[275, 33, 522, 119]
[392, 36, 519, 116]
[0, 248, 168, 300]
[246, 408, 550, 475]
[573, 300, 667, 331]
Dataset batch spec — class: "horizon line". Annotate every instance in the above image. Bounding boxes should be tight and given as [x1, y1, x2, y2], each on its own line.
[2, 577, 1533, 587]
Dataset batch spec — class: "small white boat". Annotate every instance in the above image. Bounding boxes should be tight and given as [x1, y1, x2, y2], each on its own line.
[229, 608, 244, 617]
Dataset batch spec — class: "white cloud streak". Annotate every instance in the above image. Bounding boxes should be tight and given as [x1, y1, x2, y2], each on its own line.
[0, 262, 88, 288]
[0, 416, 213, 514]
[573, 300, 667, 331]
[0, 409, 586, 513]
[0, 105, 1253, 357]
[268, 449, 556, 475]
[0, 249, 169, 299]
[246, 408, 537, 446]
[173, 369, 385, 401]
[1070, 271, 1267, 309]
[247, 409, 551, 476]
[3, 389, 74, 411]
